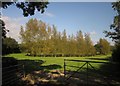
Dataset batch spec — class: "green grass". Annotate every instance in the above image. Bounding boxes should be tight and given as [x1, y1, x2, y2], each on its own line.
[5, 53, 111, 61]
[4, 53, 120, 85]
[4, 53, 111, 73]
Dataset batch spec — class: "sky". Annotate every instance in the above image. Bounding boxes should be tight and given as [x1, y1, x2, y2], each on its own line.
[1, 2, 116, 45]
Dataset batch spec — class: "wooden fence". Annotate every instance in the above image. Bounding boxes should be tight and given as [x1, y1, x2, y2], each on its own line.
[64, 59, 116, 85]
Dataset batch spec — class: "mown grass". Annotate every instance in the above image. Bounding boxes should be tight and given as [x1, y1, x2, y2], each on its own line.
[4, 53, 120, 86]
[4, 53, 111, 72]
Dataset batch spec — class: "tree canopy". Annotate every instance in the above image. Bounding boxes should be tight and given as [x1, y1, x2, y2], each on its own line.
[19, 18, 111, 57]
[2, 37, 20, 55]
[0, 19, 9, 38]
[104, 1, 120, 63]
[104, 1, 120, 43]
[99, 38, 110, 55]
[1, 1, 49, 17]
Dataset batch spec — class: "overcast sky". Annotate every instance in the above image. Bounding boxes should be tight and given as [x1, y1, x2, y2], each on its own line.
[2, 2, 116, 45]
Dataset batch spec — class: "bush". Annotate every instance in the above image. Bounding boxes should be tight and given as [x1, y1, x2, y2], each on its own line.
[112, 44, 120, 63]
[2, 37, 21, 55]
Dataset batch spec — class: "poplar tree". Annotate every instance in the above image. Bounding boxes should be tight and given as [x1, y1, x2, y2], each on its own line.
[85, 33, 96, 56]
[76, 30, 86, 56]
[61, 29, 67, 56]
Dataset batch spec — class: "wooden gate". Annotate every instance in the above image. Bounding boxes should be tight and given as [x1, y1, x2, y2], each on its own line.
[64, 59, 117, 86]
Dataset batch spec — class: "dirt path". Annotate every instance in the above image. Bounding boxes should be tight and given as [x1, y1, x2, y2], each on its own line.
[21, 69, 120, 86]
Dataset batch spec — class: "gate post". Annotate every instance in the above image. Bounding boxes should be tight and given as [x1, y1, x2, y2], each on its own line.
[64, 59, 66, 78]
[86, 61, 88, 86]
[23, 65, 25, 78]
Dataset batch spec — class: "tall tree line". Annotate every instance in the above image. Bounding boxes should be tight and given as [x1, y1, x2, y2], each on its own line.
[20, 18, 110, 57]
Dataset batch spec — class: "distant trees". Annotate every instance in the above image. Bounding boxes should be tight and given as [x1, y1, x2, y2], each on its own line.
[20, 18, 110, 57]
[2, 37, 20, 55]
[95, 38, 110, 55]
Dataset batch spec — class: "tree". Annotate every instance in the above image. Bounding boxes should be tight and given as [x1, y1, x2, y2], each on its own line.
[2, 37, 20, 55]
[104, 1, 120, 43]
[112, 44, 120, 62]
[61, 29, 67, 56]
[94, 43, 101, 55]
[84, 33, 96, 56]
[20, 18, 99, 57]
[104, 1, 120, 62]
[98, 38, 110, 55]
[68, 34, 77, 56]
[76, 30, 86, 56]
[1, 2, 49, 17]
[1, 1, 49, 39]
[20, 18, 54, 56]
[0, 19, 9, 38]
[51, 25, 59, 56]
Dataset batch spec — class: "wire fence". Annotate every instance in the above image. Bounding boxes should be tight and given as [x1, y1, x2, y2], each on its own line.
[2, 64, 25, 85]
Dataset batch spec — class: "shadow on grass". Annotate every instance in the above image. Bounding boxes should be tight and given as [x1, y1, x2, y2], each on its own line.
[2, 57, 18, 67]
[86, 56, 112, 61]
[2, 57, 63, 86]
[84, 56, 120, 84]
[96, 58, 120, 85]
[2, 57, 27, 86]
[18, 59, 44, 73]
[87, 58, 110, 61]
[88, 56, 120, 82]
[63, 63, 120, 86]
[40, 64, 62, 70]
[3, 56, 120, 86]
[18, 60, 62, 74]
[17, 59, 63, 86]
[62, 56, 120, 86]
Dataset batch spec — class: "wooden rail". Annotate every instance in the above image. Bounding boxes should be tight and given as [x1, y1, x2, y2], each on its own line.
[64, 59, 114, 85]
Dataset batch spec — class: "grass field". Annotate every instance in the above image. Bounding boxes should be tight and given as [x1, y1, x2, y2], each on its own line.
[4, 53, 120, 85]
[4, 53, 111, 72]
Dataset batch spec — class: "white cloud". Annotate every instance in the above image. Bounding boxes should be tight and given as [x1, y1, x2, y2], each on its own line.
[1, 16, 26, 43]
[90, 31, 97, 35]
[42, 12, 55, 17]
